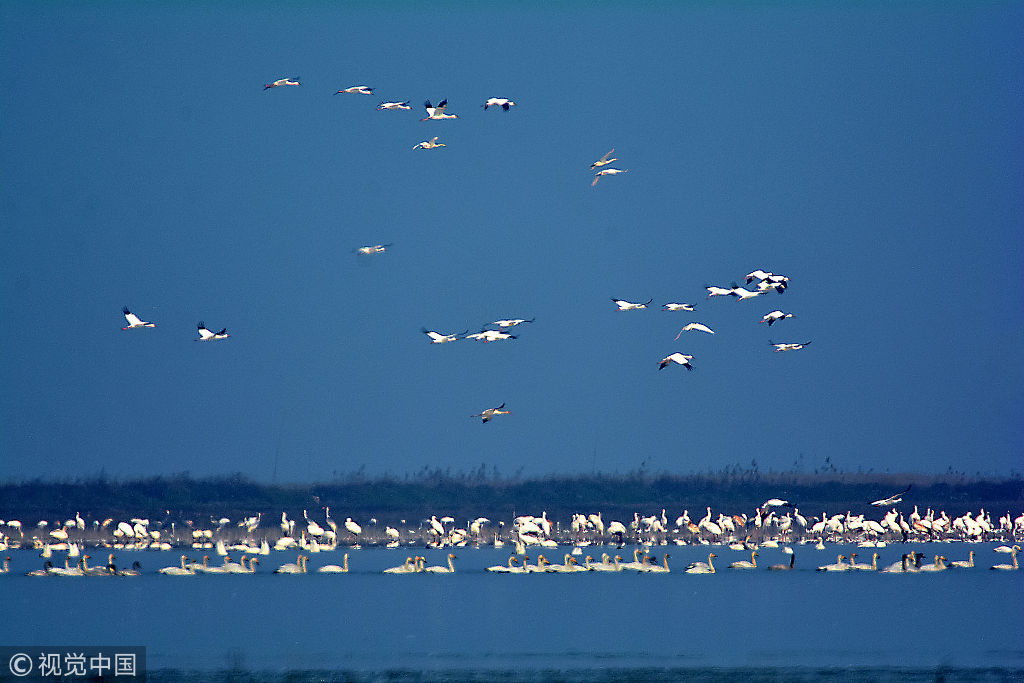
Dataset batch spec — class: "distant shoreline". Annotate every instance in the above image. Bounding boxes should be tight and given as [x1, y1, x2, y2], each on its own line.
[2, 470, 1021, 522]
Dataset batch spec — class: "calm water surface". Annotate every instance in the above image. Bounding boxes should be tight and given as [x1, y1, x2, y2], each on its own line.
[2, 543, 1021, 680]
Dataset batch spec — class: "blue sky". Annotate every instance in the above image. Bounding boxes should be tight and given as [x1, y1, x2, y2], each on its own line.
[1, 3, 1022, 481]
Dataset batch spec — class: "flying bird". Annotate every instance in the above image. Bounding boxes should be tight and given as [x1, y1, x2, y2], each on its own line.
[465, 329, 517, 342]
[591, 149, 617, 169]
[770, 340, 811, 352]
[412, 137, 446, 150]
[705, 286, 733, 299]
[674, 323, 714, 339]
[659, 353, 694, 371]
[121, 307, 155, 330]
[196, 322, 229, 341]
[422, 99, 457, 120]
[612, 298, 652, 311]
[662, 302, 695, 312]
[746, 269, 790, 284]
[728, 286, 763, 301]
[489, 318, 534, 328]
[762, 498, 793, 508]
[482, 97, 516, 110]
[378, 101, 411, 110]
[592, 168, 627, 186]
[422, 328, 466, 344]
[264, 77, 300, 89]
[335, 85, 373, 95]
[870, 485, 911, 507]
[757, 280, 788, 294]
[760, 311, 794, 326]
[472, 403, 511, 423]
[355, 244, 393, 254]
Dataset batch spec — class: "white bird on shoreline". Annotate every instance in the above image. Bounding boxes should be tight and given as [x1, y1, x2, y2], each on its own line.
[422, 100, 457, 120]
[121, 307, 155, 329]
[612, 298, 652, 311]
[483, 97, 516, 110]
[659, 353, 694, 371]
[196, 322, 229, 341]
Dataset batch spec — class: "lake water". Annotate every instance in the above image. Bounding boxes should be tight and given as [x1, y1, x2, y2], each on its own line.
[1, 543, 1021, 681]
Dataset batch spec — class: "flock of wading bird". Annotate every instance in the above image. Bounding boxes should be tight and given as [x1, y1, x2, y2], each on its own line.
[2, 497, 1022, 575]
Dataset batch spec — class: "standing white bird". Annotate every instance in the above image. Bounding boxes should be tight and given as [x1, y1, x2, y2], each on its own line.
[422, 99, 457, 120]
[591, 149, 617, 169]
[356, 244, 393, 254]
[760, 311, 794, 326]
[770, 340, 811, 352]
[472, 403, 511, 423]
[378, 101, 411, 110]
[121, 307, 155, 329]
[344, 518, 362, 537]
[195, 322, 229, 341]
[612, 298, 652, 311]
[482, 97, 516, 110]
[264, 77, 300, 89]
[674, 323, 714, 339]
[591, 168, 627, 186]
[422, 328, 465, 344]
[335, 85, 373, 95]
[412, 137, 446, 150]
[659, 353, 694, 371]
[662, 302, 695, 312]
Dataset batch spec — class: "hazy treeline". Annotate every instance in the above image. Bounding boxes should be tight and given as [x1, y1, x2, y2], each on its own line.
[2, 467, 1022, 523]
